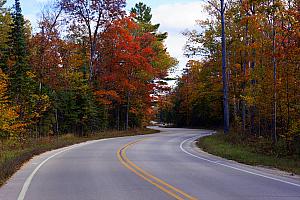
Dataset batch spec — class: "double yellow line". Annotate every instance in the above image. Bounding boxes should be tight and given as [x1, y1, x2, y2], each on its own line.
[117, 138, 198, 200]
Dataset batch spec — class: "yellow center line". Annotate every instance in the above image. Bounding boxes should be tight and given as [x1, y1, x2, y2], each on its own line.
[117, 138, 198, 200]
[121, 145, 197, 199]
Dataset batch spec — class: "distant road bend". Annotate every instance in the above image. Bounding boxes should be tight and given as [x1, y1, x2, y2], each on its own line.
[1, 127, 300, 200]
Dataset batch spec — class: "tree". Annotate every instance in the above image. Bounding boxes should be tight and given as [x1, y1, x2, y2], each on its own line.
[30, 7, 107, 135]
[207, 0, 229, 133]
[131, 2, 178, 118]
[162, 60, 223, 127]
[60, 0, 126, 82]
[96, 16, 157, 129]
[131, 2, 167, 41]
[8, 0, 37, 122]
[220, 0, 229, 133]
[0, 69, 24, 140]
[173, 0, 300, 154]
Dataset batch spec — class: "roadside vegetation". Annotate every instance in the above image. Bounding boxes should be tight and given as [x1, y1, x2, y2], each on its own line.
[197, 133, 300, 175]
[0, 128, 158, 187]
[0, 0, 173, 187]
[158, 0, 300, 170]
[0, 1, 175, 158]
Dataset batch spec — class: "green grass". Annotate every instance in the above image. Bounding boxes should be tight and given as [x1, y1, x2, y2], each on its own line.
[197, 133, 300, 175]
[0, 128, 159, 187]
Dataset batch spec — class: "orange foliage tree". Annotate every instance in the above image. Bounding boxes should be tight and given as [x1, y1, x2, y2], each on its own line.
[95, 16, 158, 128]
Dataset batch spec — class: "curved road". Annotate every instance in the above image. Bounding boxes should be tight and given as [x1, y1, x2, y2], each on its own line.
[1, 127, 300, 200]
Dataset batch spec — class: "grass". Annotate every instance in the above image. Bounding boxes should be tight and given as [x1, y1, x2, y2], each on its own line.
[197, 133, 300, 175]
[0, 128, 159, 187]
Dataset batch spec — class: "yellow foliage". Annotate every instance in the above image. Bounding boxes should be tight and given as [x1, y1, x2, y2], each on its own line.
[286, 120, 300, 141]
[29, 94, 51, 121]
[0, 69, 26, 137]
[240, 95, 255, 106]
[26, 71, 37, 79]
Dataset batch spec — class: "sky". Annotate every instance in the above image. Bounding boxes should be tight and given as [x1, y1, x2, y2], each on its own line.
[5, 0, 208, 79]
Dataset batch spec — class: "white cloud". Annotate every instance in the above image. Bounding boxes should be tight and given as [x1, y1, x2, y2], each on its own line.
[151, 2, 208, 77]
[35, 0, 50, 3]
[164, 34, 189, 76]
[152, 2, 207, 31]
[24, 13, 39, 32]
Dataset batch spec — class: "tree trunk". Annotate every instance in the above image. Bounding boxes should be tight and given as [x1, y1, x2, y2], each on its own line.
[242, 15, 250, 134]
[89, 41, 96, 83]
[272, 0, 277, 143]
[55, 108, 59, 142]
[117, 106, 120, 131]
[221, 0, 230, 134]
[125, 92, 130, 130]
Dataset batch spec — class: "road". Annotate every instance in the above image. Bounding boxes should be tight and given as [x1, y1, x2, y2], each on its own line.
[1, 127, 300, 200]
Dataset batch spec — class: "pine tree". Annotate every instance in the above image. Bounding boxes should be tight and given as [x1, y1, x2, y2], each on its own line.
[131, 2, 167, 41]
[8, 0, 36, 120]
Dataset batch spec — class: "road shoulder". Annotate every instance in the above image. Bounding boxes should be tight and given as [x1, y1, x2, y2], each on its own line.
[186, 135, 300, 184]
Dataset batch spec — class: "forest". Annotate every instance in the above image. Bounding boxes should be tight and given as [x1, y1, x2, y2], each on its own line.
[160, 0, 300, 155]
[0, 0, 299, 176]
[0, 0, 177, 145]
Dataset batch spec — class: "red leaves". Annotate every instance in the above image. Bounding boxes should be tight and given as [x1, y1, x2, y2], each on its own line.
[94, 90, 121, 105]
[30, 31, 84, 90]
[96, 16, 157, 106]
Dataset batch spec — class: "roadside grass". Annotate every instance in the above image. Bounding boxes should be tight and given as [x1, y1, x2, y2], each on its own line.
[0, 128, 158, 187]
[197, 133, 300, 175]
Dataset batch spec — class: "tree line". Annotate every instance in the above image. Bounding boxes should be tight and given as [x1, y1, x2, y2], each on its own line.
[160, 0, 299, 153]
[0, 0, 176, 143]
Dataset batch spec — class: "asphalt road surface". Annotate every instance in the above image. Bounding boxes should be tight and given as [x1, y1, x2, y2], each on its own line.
[1, 127, 300, 200]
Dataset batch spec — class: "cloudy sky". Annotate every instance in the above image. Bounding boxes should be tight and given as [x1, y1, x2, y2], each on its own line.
[5, 0, 208, 78]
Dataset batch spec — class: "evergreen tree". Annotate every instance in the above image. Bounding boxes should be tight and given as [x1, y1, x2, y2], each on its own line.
[131, 2, 167, 41]
[8, 0, 36, 120]
[131, 2, 152, 23]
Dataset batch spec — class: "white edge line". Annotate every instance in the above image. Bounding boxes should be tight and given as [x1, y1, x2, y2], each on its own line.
[18, 145, 79, 200]
[17, 134, 142, 200]
[180, 136, 300, 188]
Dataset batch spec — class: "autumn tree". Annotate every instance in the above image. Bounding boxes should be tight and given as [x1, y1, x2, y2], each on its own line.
[130, 2, 175, 77]
[96, 16, 157, 129]
[6, 0, 39, 124]
[60, 0, 126, 82]
[162, 60, 223, 127]
[131, 2, 178, 112]
[169, 0, 300, 154]
[0, 1, 175, 140]
[29, 4, 107, 136]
